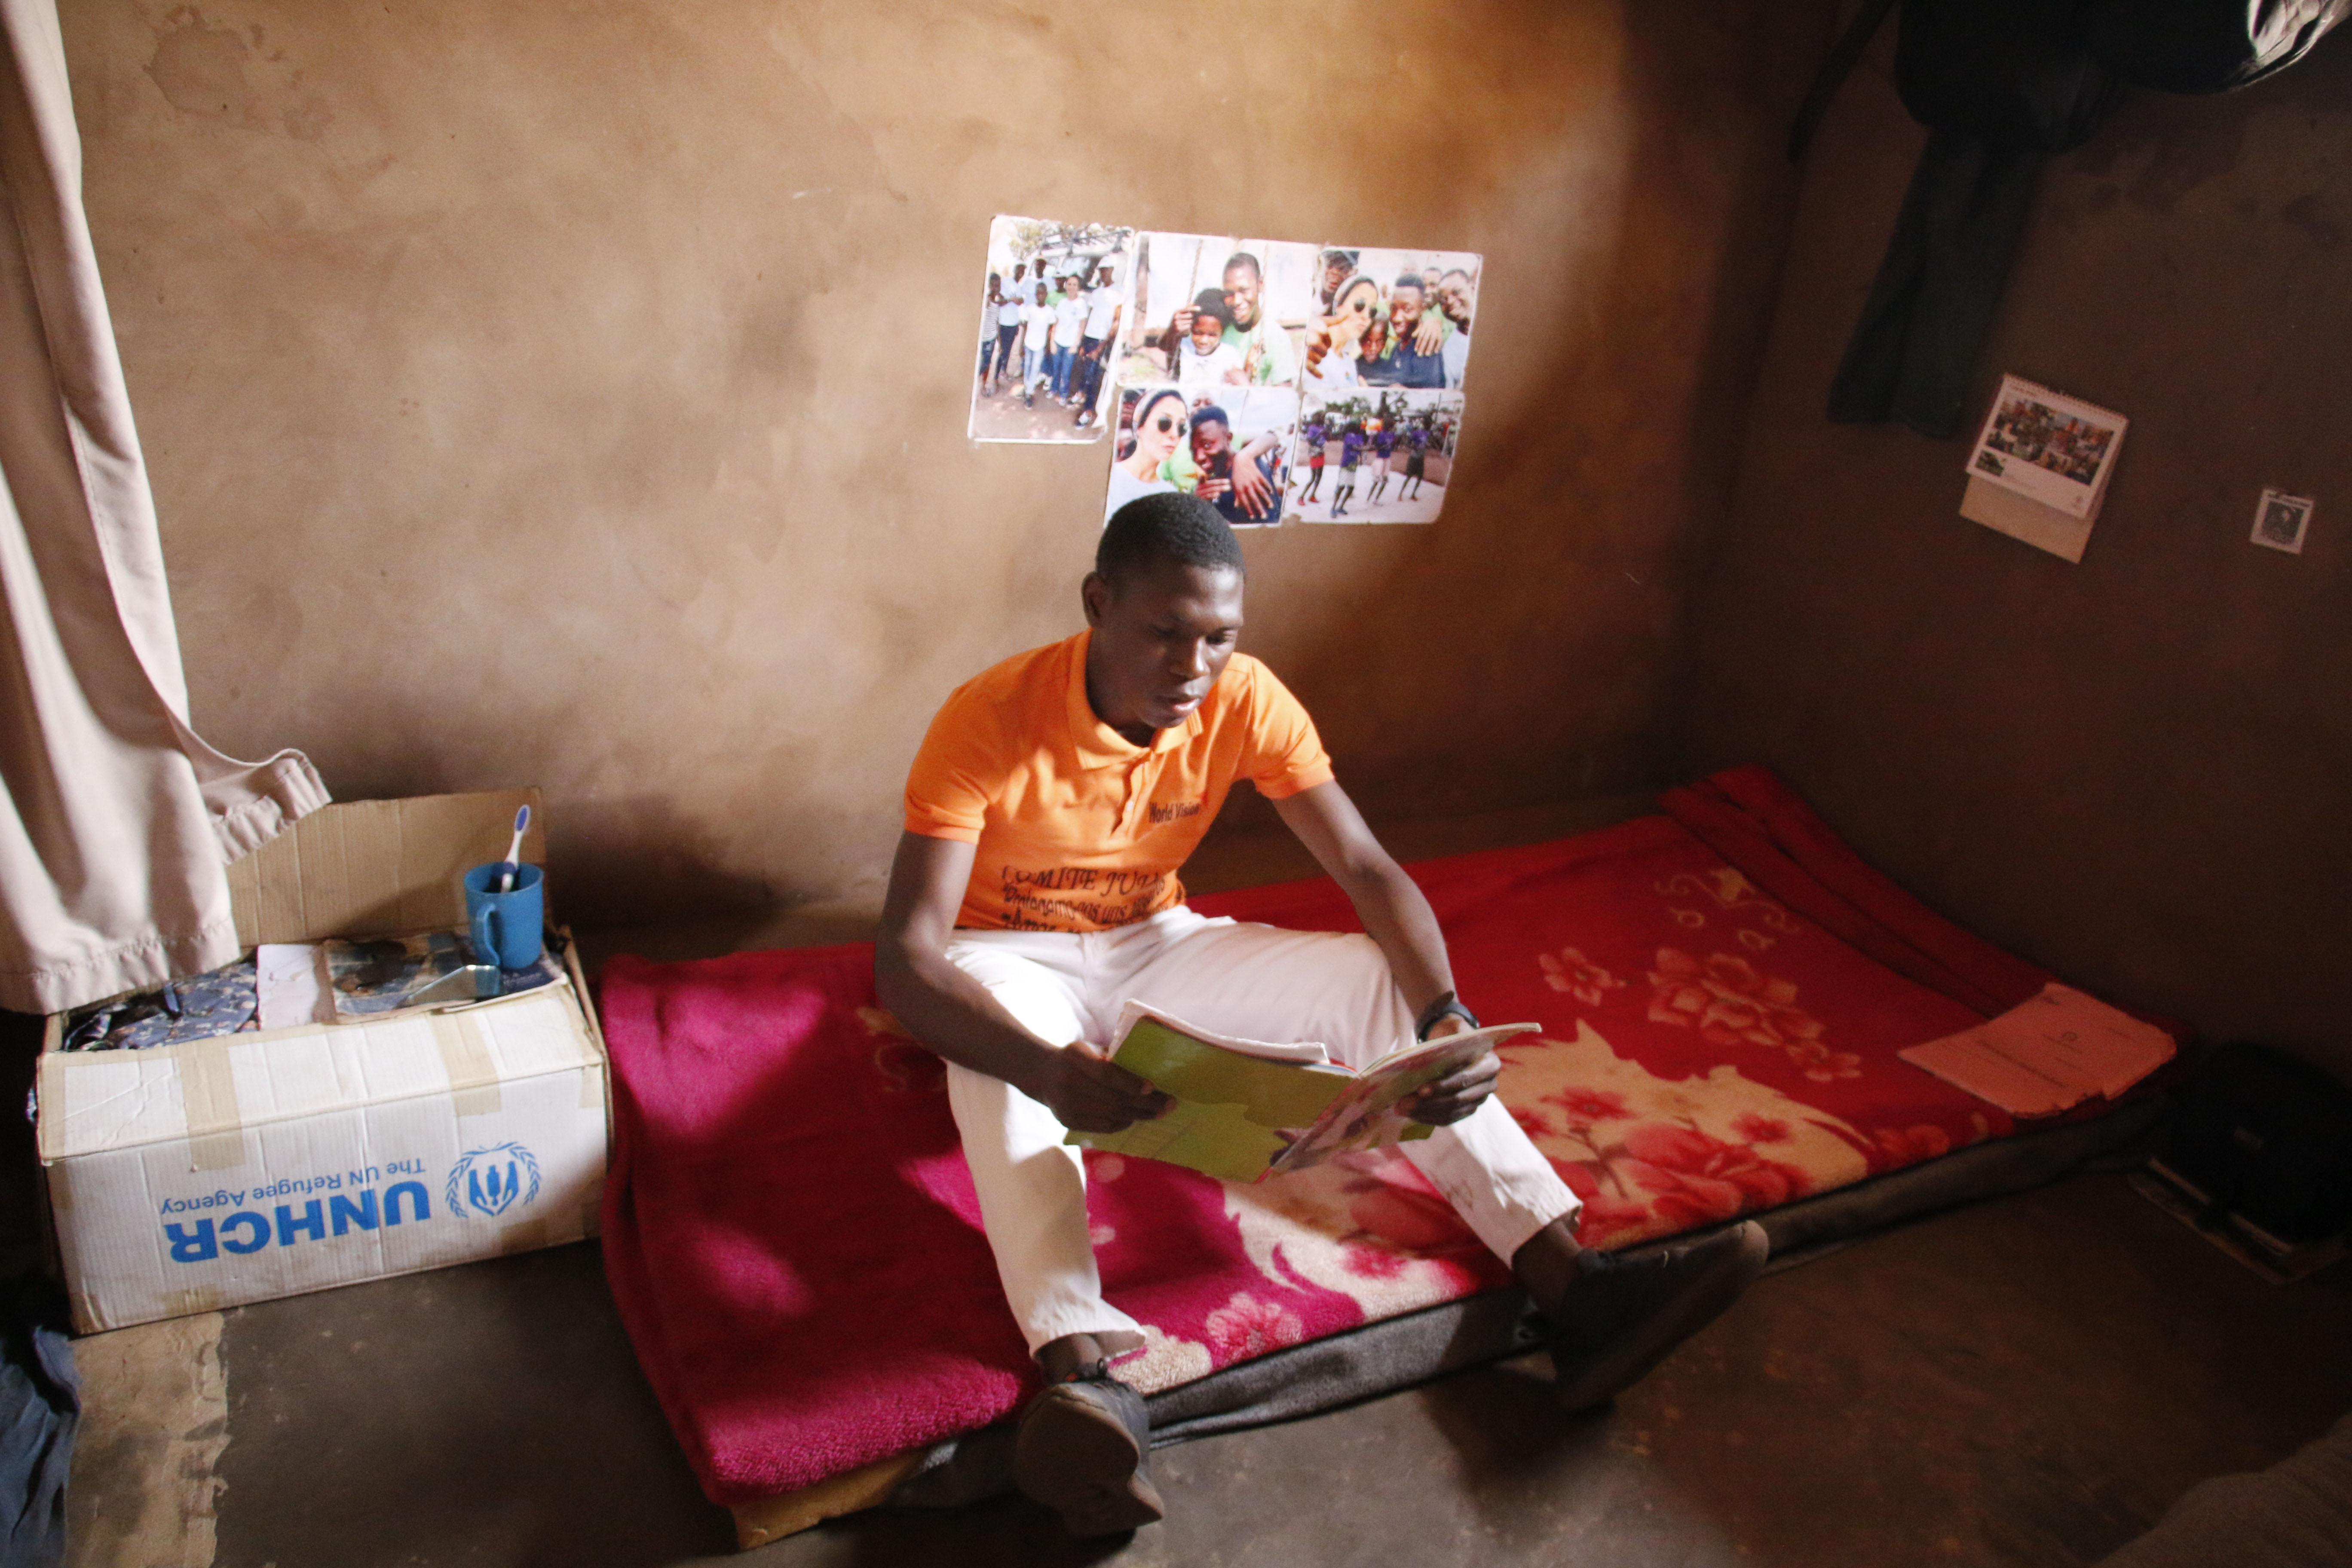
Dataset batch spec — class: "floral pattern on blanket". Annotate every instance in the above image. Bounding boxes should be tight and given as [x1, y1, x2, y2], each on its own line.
[1644, 949, 1861, 1083]
[1497, 1020, 1868, 1250]
[1090, 1142, 1508, 1393]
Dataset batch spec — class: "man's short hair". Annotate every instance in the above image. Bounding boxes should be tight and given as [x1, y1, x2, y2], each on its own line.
[1224, 251, 1262, 281]
[1097, 493, 1244, 586]
[1191, 404, 1230, 430]
[1393, 272, 1425, 294]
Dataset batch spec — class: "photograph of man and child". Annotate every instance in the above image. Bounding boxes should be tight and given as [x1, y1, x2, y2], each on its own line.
[968, 217, 1138, 443]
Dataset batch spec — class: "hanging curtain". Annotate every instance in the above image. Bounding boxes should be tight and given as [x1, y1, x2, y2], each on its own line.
[0, 0, 325, 1016]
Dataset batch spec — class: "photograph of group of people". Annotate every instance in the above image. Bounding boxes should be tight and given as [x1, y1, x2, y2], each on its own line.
[1295, 247, 1479, 397]
[1286, 390, 1463, 525]
[1102, 385, 1298, 528]
[968, 216, 1137, 443]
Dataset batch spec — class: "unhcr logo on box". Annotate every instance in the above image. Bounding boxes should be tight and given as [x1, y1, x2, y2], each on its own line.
[446, 1142, 542, 1219]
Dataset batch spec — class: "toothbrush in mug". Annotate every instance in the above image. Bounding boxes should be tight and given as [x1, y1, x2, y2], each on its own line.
[498, 804, 530, 894]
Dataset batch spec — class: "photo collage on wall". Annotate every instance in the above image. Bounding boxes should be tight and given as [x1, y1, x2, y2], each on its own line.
[968, 217, 1481, 526]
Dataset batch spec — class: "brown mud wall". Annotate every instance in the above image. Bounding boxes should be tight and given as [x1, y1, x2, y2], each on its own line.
[61, 0, 1830, 923]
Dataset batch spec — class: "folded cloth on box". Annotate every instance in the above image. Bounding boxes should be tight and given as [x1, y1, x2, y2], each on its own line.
[598, 770, 2170, 1507]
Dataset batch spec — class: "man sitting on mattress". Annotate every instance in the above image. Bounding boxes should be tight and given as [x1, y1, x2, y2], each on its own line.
[876, 493, 1767, 1537]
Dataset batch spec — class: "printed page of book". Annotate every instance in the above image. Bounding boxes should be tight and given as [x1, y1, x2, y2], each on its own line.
[1959, 475, 2098, 564]
[1272, 1022, 1538, 1176]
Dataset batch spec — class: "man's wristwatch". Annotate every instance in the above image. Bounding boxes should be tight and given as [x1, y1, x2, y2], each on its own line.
[1414, 990, 1481, 1041]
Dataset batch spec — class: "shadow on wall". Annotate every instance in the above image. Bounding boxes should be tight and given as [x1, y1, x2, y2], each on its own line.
[551, 791, 776, 930]
[1259, 6, 1830, 827]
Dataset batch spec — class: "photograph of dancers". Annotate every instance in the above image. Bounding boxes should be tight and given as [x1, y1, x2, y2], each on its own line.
[1290, 389, 1465, 524]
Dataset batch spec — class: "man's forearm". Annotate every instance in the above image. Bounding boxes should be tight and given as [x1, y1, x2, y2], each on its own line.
[875, 938, 1059, 1093]
[1340, 861, 1455, 1023]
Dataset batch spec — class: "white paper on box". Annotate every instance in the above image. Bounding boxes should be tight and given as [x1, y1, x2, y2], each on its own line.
[42, 987, 607, 1333]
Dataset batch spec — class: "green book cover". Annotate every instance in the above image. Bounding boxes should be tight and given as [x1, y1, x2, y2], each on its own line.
[1065, 1007, 1537, 1183]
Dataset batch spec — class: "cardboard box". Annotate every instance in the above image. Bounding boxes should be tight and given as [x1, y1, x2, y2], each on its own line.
[39, 791, 610, 1334]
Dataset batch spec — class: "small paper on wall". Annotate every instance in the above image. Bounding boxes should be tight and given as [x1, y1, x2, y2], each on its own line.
[968, 214, 1136, 443]
[2251, 488, 2313, 554]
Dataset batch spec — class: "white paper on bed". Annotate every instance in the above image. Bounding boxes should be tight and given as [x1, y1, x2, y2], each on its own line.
[1899, 983, 2174, 1117]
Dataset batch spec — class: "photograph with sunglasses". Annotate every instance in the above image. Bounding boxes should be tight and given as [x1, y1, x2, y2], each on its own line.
[1300, 248, 1480, 397]
[969, 214, 1136, 443]
[1102, 385, 1297, 527]
[1290, 388, 1464, 524]
[1117, 234, 1319, 391]
[1191, 388, 1296, 527]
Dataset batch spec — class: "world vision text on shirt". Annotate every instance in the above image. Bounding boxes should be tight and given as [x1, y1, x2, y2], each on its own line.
[903, 632, 1333, 933]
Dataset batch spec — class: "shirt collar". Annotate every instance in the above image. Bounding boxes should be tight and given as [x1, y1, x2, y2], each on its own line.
[1063, 629, 1204, 770]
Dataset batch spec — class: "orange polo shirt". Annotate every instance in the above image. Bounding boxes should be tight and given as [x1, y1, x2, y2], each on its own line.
[903, 631, 1335, 931]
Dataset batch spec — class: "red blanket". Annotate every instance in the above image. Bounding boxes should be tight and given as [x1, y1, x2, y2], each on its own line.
[598, 775, 2093, 1506]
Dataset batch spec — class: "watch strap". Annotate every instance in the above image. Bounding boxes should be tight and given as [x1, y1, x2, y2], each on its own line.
[1414, 990, 1481, 1041]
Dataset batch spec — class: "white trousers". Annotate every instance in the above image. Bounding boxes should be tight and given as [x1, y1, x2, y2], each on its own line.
[945, 906, 1582, 1354]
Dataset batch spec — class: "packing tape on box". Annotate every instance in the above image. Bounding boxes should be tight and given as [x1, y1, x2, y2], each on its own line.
[179, 1047, 248, 1173]
[431, 1011, 503, 1118]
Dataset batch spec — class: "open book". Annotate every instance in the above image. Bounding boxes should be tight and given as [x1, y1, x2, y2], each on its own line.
[1063, 1001, 1537, 1182]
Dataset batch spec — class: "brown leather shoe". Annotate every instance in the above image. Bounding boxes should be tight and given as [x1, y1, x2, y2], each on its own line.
[1548, 1221, 1770, 1411]
[1012, 1373, 1164, 1536]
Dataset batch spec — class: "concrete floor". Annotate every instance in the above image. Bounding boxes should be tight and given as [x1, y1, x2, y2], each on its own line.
[56, 1170, 2352, 1568]
[43, 801, 2352, 1566]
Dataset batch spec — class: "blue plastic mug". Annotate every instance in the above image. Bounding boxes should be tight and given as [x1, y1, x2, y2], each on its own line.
[463, 862, 544, 970]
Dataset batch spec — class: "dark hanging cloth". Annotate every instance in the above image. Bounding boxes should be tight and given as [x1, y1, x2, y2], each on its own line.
[1826, 0, 2115, 437]
[1811, 0, 2350, 437]
[0, 1280, 76, 1568]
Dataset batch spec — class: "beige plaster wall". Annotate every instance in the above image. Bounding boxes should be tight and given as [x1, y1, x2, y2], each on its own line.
[64, 0, 1826, 925]
[1679, 34, 2352, 1067]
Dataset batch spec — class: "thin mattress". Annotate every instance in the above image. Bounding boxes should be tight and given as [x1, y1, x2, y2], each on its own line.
[594, 768, 2172, 1540]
